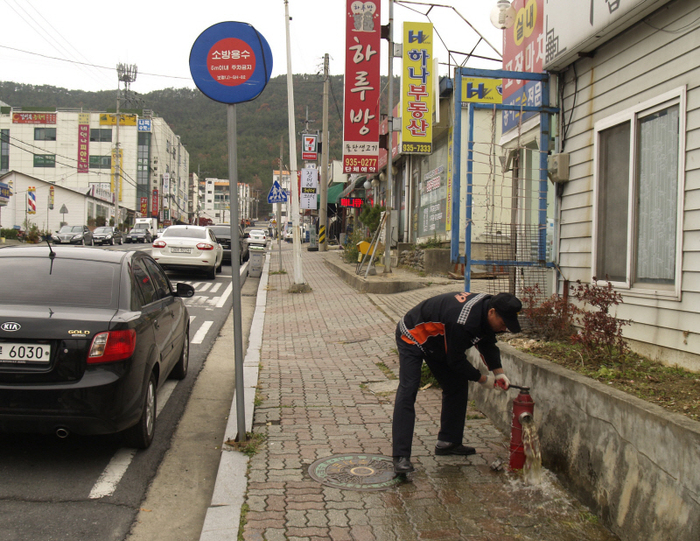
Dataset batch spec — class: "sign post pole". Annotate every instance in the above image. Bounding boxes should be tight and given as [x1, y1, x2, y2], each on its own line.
[190, 20, 273, 442]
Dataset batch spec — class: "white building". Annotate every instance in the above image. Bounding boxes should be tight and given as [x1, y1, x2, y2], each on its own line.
[200, 178, 252, 224]
[0, 106, 189, 227]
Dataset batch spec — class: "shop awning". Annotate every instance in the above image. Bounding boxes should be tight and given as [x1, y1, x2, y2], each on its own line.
[318, 182, 346, 205]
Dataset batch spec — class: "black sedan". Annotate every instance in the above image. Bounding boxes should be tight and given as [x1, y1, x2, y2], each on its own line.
[210, 224, 249, 265]
[126, 227, 152, 244]
[0, 246, 194, 448]
[92, 226, 123, 246]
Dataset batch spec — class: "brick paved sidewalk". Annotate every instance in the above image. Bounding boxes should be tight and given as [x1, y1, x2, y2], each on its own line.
[241, 244, 617, 541]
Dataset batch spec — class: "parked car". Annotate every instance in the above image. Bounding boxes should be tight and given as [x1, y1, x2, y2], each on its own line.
[0, 246, 194, 448]
[126, 223, 153, 244]
[210, 224, 249, 265]
[247, 229, 268, 247]
[151, 225, 224, 279]
[52, 225, 93, 245]
[91, 226, 123, 246]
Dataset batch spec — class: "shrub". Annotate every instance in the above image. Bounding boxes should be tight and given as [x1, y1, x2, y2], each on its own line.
[521, 284, 579, 342]
[570, 278, 629, 359]
[358, 203, 385, 236]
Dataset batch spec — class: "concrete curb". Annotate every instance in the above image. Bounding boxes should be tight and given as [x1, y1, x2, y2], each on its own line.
[199, 253, 270, 541]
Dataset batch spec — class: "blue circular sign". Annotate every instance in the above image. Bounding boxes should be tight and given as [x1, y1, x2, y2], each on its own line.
[189, 21, 273, 104]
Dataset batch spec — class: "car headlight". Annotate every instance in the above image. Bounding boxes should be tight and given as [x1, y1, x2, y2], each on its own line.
[73, 234, 83, 240]
[106, 235, 112, 239]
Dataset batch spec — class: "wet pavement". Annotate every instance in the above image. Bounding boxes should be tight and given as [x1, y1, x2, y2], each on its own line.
[230, 243, 618, 541]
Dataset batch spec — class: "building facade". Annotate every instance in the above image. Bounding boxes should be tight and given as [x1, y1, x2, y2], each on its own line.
[0, 106, 189, 228]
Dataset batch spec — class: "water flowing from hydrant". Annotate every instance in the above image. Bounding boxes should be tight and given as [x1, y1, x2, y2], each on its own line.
[521, 417, 543, 485]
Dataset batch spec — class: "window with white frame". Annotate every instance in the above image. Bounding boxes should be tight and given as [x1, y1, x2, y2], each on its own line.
[593, 87, 685, 294]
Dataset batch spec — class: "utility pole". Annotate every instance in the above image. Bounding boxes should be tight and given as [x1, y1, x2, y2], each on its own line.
[114, 63, 137, 230]
[383, 1, 394, 273]
[319, 53, 329, 252]
[277, 137, 284, 273]
[284, 0, 306, 289]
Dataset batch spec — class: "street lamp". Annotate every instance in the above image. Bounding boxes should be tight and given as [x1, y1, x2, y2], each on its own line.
[490, 0, 516, 29]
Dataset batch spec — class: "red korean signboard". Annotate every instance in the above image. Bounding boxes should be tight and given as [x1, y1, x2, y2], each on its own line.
[151, 189, 159, 217]
[12, 112, 57, 124]
[342, 0, 381, 174]
[77, 119, 89, 173]
[140, 197, 148, 216]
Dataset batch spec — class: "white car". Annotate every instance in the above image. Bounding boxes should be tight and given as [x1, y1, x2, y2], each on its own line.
[247, 229, 268, 246]
[151, 225, 223, 279]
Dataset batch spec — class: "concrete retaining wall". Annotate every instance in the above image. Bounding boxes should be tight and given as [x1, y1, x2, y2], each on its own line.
[469, 343, 700, 541]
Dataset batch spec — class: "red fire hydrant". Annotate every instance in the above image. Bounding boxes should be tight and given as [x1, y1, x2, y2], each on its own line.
[509, 388, 535, 470]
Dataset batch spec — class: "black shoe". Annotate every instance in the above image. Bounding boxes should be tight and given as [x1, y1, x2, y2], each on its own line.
[393, 456, 414, 474]
[435, 441, 476, 456]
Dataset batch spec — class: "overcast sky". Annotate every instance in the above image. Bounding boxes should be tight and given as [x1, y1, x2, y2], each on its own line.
[1, 0, 505, 94]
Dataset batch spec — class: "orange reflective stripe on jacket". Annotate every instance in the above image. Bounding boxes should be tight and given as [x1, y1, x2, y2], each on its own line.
[401, 321, 445, 345]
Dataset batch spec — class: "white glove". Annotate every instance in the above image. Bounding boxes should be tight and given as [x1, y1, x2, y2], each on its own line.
[495, 373, 510, 391]
[479, 374, 496, 388]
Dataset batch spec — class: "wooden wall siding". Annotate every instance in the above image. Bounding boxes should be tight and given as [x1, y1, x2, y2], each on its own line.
[556, 0, 700, 369]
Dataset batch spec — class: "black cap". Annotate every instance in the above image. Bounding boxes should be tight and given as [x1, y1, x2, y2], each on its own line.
[490, 293, 522, 333]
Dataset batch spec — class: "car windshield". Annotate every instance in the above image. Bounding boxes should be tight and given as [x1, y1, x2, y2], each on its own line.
[58, 226, 82, 233]
[209, 226, 232, 237]
[162, 227, 207, 239]
[94, 227, 112, 234]
[0, 257, 117, 308]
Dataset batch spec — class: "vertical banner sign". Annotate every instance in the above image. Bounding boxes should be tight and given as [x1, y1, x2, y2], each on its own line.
[401, 22, 433, 154]
[49, 185, 54, 210]
[77, 113, 90, 173]
[27, 186, 36, 214]
[151, 189, 159, 217]
[342, 0, 381, 174]
[300, 167, 318, 210]
[162, 173, 170, 209]
[502, 0, 544, 133]
[302, 134, 318, 161]
[140, 197, 148, 216]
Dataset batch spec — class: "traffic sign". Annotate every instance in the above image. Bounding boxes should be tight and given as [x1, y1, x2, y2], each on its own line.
[189, 22, 273, 104]
[267, 180, 288, 204]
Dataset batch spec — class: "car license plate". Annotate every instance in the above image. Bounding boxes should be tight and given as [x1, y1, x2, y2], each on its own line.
[171, 247, 191, 253]
[0, 343, 51, 363]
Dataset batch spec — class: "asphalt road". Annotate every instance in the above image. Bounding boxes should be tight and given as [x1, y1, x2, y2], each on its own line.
[0, 244, 255, 541]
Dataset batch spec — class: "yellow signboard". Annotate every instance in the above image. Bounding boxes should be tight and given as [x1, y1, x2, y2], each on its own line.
[461, 77, 503, 104]
[401, 22, 433, 154]
[100, 113, 138, 126]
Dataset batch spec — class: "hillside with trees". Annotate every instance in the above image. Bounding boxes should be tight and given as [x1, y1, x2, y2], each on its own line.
[0, 74, 354, 216]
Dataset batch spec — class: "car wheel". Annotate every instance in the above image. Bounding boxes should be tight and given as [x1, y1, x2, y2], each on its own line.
[111, 237, 115, 246]
[207, 264, 216, 280]
[170, 328, 189, 380]
[81, 238, 85, 246]
[122, 372, 157, 449]
[216, 260, 222, 273]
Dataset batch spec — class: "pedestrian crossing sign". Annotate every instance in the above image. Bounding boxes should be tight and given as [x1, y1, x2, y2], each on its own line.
[267, 180, 288, 204]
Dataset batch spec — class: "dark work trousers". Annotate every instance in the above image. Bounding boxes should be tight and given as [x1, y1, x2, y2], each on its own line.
[392, 327, 471, 458]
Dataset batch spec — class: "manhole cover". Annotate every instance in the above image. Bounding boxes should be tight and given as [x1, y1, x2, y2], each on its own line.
[308, 454, 402, 491]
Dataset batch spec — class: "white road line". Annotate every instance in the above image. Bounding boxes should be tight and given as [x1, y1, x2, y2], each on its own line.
[210, 282, 222, 293]
[88, 381, 178, 500]
[189, 315, 196, 324]
[196, 282, 212, 293]
[191, 320, 213, 344]
[89, 448, 137, 499]
[215, 282, 233, 308]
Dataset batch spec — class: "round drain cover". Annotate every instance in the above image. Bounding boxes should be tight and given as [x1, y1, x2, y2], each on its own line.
[308, 454, 402, 491]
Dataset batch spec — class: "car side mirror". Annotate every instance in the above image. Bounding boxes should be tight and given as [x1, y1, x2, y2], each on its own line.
[176, 282, 195, 298]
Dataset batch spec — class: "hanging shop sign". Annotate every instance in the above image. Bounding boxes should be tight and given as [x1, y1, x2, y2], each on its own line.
[461, 77, 503, 104]
[300, 167, 318, 210]
[151, 189, 159, 217]
[99, 114, 138, 126]
[302, 134, 318, 161]
[339, 197, 364, 208]
[189, 21, 273, 104]
[401, 21, 433, 154]
[0, 182, 11, 207]
[78, 113, 90, 174]
[342, 0, 381, 174]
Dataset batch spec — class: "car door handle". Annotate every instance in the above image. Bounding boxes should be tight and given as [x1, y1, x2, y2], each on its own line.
[154, 320, 160, 330]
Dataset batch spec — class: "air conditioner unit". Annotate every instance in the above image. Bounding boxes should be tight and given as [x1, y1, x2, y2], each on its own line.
[153, 157, 158, 164]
